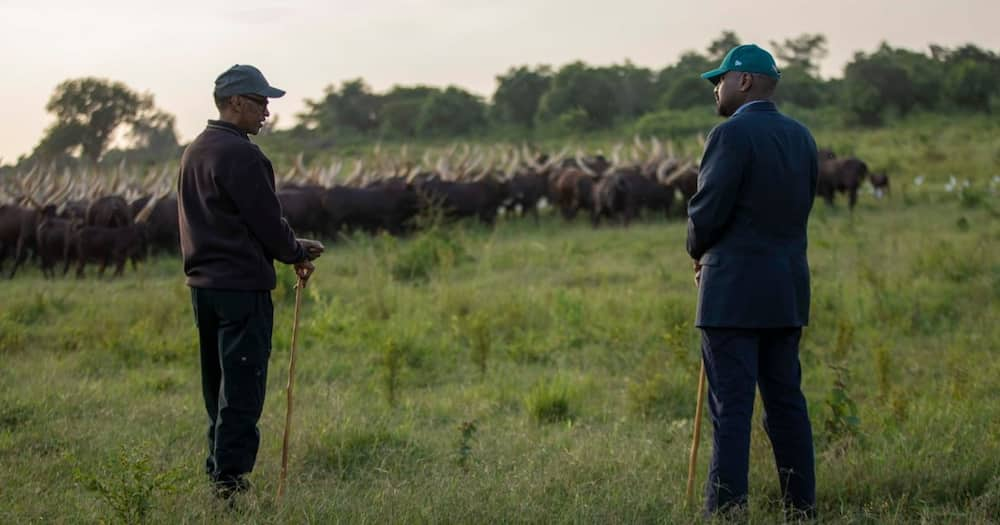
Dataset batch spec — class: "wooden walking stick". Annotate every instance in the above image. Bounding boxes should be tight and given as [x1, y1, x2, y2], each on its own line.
[685, 360, 707, 507]
[277, 270, 310, 500]
[685, 262, 707, 508]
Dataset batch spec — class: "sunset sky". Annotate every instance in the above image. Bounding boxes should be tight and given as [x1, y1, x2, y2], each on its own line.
[1, 0, 997, 162]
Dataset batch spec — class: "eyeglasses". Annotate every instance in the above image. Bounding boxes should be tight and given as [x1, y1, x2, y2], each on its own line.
[239, 94, 268, 108]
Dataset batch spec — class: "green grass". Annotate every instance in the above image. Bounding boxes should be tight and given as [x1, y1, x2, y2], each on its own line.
[1, 119, 999, 523]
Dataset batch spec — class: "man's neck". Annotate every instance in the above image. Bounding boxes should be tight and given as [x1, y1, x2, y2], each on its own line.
[217, 114, 242, 129]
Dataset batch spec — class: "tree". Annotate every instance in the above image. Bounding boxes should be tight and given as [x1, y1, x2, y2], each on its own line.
[380, 86, 439, 138]
[536, 62, 617, 129]
[771, 66, 827, 109]
[947, 59, 997, 111]
[707, 31, 741, 61]
[416, 86, 487, 137]
[123, 105, 180, 163]
[933, 44, 1000, 111]
[771, 34, 828, 76]
[35, 78, 146, 163]
[492, 66, 552, 128]
[605, 61, 656, 119]
[660, 76, 713, 110]
[299, 79, 381, 135]
[841, 48, 915, 125]
[841, 43, 947, 124]
[655, 51, 715, 110]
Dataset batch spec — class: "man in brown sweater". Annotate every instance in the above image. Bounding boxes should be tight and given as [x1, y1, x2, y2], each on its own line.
[178, 64, 324, 499]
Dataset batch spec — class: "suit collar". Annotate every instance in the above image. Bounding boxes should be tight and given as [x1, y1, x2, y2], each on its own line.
[733, 100, 777, 115]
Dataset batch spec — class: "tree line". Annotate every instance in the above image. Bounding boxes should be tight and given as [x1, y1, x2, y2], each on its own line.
[7, 31, 1000, 171]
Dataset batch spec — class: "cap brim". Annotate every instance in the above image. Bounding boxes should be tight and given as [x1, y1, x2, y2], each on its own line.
[700, 68, 727, 85]
[259, 86, 285, 98]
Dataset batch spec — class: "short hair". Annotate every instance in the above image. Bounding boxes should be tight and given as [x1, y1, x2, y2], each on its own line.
[214, 94, 233, 111]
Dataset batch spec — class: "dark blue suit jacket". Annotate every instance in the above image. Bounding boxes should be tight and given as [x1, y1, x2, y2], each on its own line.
[686, 101, 817, 328]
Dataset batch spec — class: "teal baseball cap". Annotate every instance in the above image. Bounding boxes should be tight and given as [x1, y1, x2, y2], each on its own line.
[213, 64, 286, 98]
[701, 44, 781, 85]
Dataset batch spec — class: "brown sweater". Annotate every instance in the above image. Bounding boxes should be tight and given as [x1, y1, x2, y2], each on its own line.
[178, 120, 305, 290]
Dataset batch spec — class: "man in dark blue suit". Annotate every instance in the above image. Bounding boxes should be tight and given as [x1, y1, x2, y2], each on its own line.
[687, 44, 818, 518]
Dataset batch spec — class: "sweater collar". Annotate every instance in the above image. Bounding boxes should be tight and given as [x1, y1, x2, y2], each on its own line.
[206, 119, 249, 140]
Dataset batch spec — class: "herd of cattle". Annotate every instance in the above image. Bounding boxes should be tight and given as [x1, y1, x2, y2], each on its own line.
[0, 139, 886, 279]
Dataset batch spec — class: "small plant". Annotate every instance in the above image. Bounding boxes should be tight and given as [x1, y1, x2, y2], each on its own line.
[889, 389, 909, 424]
[456, 420, 478, 471]
[391, 228, 467, 283]
[873, 343, 892, 400]
[525, 378, 574, 424]
[455, 311, 492, 379]
[832, 318, 854, 361]
[0, 400, 32, 431]
[74, 446, 183, 525]
[0, 319, 26, 353]
[824, 365, 862, 443]
[381, 337, 405, 407]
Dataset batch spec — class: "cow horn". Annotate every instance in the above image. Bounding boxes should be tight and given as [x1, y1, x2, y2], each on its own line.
[656, 158, 678, 182]
[134, 190, 164, 223]
[633, 134, 646, 154]
[610, 143, 622, 169]
[575, 149, 597, 177]
[15, 175, 42, 209]
[545, 146, 568, 170]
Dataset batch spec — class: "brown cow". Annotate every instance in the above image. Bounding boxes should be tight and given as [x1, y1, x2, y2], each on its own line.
[817, 157, 869, 209]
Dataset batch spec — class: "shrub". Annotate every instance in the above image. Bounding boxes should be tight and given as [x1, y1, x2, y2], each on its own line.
[632, 108, 717, 139]
[74, 445, 183, 525]
[391, 230, 467, 283]
[525, 377, 575, 424]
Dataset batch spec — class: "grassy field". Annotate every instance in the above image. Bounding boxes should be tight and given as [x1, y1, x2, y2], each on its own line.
[1, 120, 999, 523]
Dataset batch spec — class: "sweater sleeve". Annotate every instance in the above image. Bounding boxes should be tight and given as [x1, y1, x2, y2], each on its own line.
[217, 154, 306, 264]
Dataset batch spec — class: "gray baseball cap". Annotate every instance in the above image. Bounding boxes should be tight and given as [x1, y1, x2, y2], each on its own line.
[213, 64, 286, 98]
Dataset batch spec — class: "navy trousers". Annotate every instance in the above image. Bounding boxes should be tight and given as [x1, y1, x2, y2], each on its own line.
[700, 327, 815, 515]
[191, 288, 273, 485]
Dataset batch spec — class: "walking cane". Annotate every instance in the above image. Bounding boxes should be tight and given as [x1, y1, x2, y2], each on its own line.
[277, 268, 311, 500]
[685, 360, 707, 507]
[685, 264, 707, 508]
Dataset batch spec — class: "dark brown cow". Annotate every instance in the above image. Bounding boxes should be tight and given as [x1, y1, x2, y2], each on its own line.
[415, 177, 509, 226]
[6, 204, 57, 278]
[664, 164, 699, 204]
[277, 186, 327, 238]
[551, 169, 596, 220]
[34, 217, 75, 278]
[129, 195, 180, 254]
[590, 170, 633, 227]
[504, 168, 550, 224]
[818, 157, 869, 209]
[0, 204, 33, 274]
[86, 195, 131, 228]
[73, 224, 148, 278]
[869, 171, 890, 199]
[322, 184, 420, 236]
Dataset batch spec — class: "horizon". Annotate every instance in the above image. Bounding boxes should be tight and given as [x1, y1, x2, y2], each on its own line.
[2, 0, 998, 162]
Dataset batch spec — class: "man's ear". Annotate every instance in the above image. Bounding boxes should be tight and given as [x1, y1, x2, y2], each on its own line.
[739, 73, 754, 93]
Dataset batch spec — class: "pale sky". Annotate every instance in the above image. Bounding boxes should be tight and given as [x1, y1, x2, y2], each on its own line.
[1, 0, 997, 162]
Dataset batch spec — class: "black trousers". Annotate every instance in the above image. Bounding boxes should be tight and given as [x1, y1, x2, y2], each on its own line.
[700, 327, 816, 515]
[191, 288, 273, 483]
